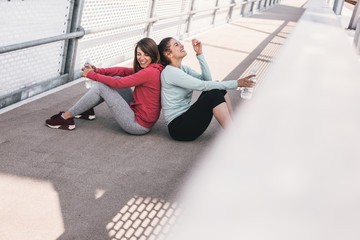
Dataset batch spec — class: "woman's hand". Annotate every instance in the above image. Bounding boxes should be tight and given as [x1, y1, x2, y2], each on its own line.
[192, 39, 202, 55]
[81, 64, 96, 77]
[237, 75, 256, 88]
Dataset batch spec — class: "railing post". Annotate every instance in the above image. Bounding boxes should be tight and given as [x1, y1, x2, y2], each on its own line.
[333, 0, 344, 15]
[257, 0, 261, 11]
[259, 0, 264, 10]
[145, 0, 157, 37]
[348, 2, 360, 30]
[212, 0, 220, 25]
[354, 17, 360, 54]
[59, 1, 74, 76]
[63, 0, 85, 81]
[241, 1, 246, 16]
[227, 0, 236, 23]
[250, 0, 255, 14]
[185, 0, 196, 35]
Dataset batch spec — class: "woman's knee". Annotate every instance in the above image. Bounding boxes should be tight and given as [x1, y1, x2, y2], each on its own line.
[87, 82, 104, 95]
[124, 125, 151, 136]
[202, 89, 226, 99]
[203, 90, 226, 109]
[95, 82, 111, 91]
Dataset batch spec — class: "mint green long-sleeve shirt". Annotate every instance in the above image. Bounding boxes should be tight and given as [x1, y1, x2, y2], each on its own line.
[161, 54, 238, 125]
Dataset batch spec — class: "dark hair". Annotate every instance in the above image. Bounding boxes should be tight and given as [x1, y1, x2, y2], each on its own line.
[158, 37, 173, 66]
[133, 38, 161, 73]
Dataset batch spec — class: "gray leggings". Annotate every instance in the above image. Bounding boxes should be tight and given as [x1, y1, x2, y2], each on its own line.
[69, 82, 150, 135]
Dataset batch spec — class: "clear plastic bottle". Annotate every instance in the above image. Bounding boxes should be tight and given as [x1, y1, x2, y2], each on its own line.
[84, 58, 93, 89]
[241, 66, 258, 100]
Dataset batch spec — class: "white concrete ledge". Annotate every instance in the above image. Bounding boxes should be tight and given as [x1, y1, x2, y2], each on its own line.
[166, 0, 360, 239]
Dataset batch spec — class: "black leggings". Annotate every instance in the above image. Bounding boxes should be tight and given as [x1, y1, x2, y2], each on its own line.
[168, 89, 227, 141]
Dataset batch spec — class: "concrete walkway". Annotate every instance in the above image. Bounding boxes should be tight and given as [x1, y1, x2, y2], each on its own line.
[0, 1, 308, 239]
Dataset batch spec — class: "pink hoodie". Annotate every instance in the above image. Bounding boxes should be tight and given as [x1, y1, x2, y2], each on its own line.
[86, 63, 165, 128]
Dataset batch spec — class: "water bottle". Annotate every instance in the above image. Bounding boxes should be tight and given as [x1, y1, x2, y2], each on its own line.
[241, 66, 258, 100]
[84, 58, 93, 89]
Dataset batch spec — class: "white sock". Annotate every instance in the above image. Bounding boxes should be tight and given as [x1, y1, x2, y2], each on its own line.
[61, 113, 66, 119]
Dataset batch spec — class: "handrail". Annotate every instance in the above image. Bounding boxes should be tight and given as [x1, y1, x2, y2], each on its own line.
[0, 30, 85, 54]
[85, 4, 239, 35]
[84, 17, 160, 35]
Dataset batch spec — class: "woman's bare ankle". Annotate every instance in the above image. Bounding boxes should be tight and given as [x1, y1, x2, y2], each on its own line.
[63, 111, 73, 119]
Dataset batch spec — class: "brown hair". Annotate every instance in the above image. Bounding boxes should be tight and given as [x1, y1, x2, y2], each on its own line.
[157, 37, 173, 66]
[133, 38, 161, 73]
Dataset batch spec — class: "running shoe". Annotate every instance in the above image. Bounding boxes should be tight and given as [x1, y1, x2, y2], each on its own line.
[74, 108, 95, 120]
[45, 112, 75, 130]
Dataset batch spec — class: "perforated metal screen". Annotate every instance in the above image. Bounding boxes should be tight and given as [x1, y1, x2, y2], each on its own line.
[0, 43, 66, 96]
[232, 0, 246, 20]
[77, 0, 150, 68]
[151, 0, 191, 43]
[0, 0, 70, 96]
[212, 0, 232, 25]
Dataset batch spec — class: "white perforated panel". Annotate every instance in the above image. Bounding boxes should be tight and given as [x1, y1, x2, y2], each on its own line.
[154, 0, 190, 23]
[0, 0, 70, 45]
[0, 43, 65, 96]
[242, 1, 254, 16]
[76, 0, 150, 68]
[232, 0, 246, 20]
[188, 13, 213, 35]
[0, 0, 70, 96]
[151, 0, 191, 42]
[214, 9, 231, 26]
[194, 0, 217, 10]
[151, 26, 180, 43]
[218, 0, 232, 6]
[188, 0, 216, 34]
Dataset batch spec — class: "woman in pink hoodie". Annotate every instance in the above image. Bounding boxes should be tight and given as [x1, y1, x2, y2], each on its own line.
[45, 38, 164, 135]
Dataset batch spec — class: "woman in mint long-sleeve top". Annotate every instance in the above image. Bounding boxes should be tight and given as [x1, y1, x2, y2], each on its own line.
[158, 37, 255, 141]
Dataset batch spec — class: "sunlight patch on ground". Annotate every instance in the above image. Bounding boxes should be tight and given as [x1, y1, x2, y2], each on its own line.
[95, 188, 106, 199]
[0, 173, 64, 239]
[106, 196, 181, 240]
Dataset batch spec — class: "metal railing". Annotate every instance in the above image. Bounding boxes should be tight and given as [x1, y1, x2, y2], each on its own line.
[0, 0, 280, 109]
[0, 0, 278, 55]
[333, 0, 345, 14]
[0, 30, 85, 55]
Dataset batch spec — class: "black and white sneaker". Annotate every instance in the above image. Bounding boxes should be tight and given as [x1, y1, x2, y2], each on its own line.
[74, 108, 96, 120]
[45, 112, 75, 130]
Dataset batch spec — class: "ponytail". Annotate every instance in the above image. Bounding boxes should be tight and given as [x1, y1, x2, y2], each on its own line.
[158, 37, 173, 66]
